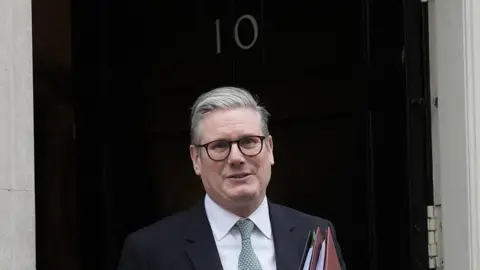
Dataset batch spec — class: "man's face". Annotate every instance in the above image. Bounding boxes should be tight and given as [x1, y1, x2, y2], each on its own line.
[190, 108, 274, 210]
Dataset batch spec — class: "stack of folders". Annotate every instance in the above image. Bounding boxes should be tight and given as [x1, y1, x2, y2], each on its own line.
[298, 226, 341, 270]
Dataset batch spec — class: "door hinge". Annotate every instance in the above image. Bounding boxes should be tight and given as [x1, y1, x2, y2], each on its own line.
[427, 205, 443, 269]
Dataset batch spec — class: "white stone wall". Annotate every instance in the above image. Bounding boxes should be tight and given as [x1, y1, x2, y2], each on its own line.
[0, 0, 36, 268]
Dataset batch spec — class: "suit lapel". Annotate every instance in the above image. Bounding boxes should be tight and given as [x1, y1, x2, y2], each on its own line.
[269, 203, 310, 270]
[184, 200, 223, 270]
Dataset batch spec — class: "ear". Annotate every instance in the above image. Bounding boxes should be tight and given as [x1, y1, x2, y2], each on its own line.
[190, 145, 201, 175]
[266, 135, 274, 165]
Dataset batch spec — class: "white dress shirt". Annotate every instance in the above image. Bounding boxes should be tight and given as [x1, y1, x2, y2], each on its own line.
[204, 194, 277, 270]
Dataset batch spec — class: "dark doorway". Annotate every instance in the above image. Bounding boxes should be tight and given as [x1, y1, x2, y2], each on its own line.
[33, 0, 433, 269]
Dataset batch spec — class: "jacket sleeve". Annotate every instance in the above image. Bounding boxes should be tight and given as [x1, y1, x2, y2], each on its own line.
[117, 234, 148, 270]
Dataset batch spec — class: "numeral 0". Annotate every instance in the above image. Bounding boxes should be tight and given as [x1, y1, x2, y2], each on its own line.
[215, 14, 259, 54]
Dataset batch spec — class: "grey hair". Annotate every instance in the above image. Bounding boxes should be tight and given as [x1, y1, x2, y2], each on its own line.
[190, 86, 270, 144]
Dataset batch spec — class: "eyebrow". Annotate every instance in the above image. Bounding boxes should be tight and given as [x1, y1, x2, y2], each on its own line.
[208, 133, 260, 142]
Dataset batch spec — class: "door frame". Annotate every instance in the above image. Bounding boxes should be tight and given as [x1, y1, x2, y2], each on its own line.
[428, 0, 480, 268]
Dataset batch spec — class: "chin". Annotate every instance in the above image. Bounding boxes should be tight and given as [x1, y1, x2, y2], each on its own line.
[228, 187, 259, 202]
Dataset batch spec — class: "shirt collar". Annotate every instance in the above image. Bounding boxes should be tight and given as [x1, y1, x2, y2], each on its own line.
[204, 194, 272, 241]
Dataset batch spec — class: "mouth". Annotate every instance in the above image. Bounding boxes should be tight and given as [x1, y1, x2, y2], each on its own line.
[226, 173, 252, 179]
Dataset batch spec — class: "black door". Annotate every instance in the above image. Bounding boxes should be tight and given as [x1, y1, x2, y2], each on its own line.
[33, 0, 433, 269]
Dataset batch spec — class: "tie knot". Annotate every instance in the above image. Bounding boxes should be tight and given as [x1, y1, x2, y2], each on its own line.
[235, 218, 255, 239]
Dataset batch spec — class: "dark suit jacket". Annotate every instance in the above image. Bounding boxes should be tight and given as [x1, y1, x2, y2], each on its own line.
[117, 199, 346, 270]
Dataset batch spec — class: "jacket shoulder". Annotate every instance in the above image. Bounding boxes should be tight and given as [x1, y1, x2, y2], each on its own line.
[117, 209, 193, 269]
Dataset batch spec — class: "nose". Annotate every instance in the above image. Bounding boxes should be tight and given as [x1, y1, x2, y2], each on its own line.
[228, 143, 246, 165]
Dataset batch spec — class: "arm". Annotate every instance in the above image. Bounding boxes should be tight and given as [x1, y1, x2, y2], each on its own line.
[117, 235, 148, 270]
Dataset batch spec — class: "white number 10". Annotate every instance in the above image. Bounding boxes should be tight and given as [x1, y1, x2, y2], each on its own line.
[215, 14, 259, 54]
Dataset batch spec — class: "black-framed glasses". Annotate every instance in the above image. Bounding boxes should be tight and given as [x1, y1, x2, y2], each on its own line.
[196, 135, 266, 161]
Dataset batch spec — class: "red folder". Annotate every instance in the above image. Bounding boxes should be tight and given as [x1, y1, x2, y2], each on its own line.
[298, 226, 342, 270]
[309, 227, 324, 269]
[324, 227, 341, 270]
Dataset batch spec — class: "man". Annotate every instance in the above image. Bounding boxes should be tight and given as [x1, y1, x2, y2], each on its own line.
[117, 87, 346, 270]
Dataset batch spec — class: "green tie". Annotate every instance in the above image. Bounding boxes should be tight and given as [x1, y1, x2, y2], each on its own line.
[235, 218, 263, 270]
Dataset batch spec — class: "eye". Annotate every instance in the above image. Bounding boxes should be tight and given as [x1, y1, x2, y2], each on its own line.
[240, 136, 260, 148]
[209, 141, 229, 150]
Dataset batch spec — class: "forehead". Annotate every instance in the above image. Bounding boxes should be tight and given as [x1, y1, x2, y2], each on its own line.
[200, 108, 262, 142]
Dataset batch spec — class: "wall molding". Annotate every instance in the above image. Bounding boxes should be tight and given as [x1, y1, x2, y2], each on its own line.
[463, 0, 480, 268]
[429, 0, 480, 269]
